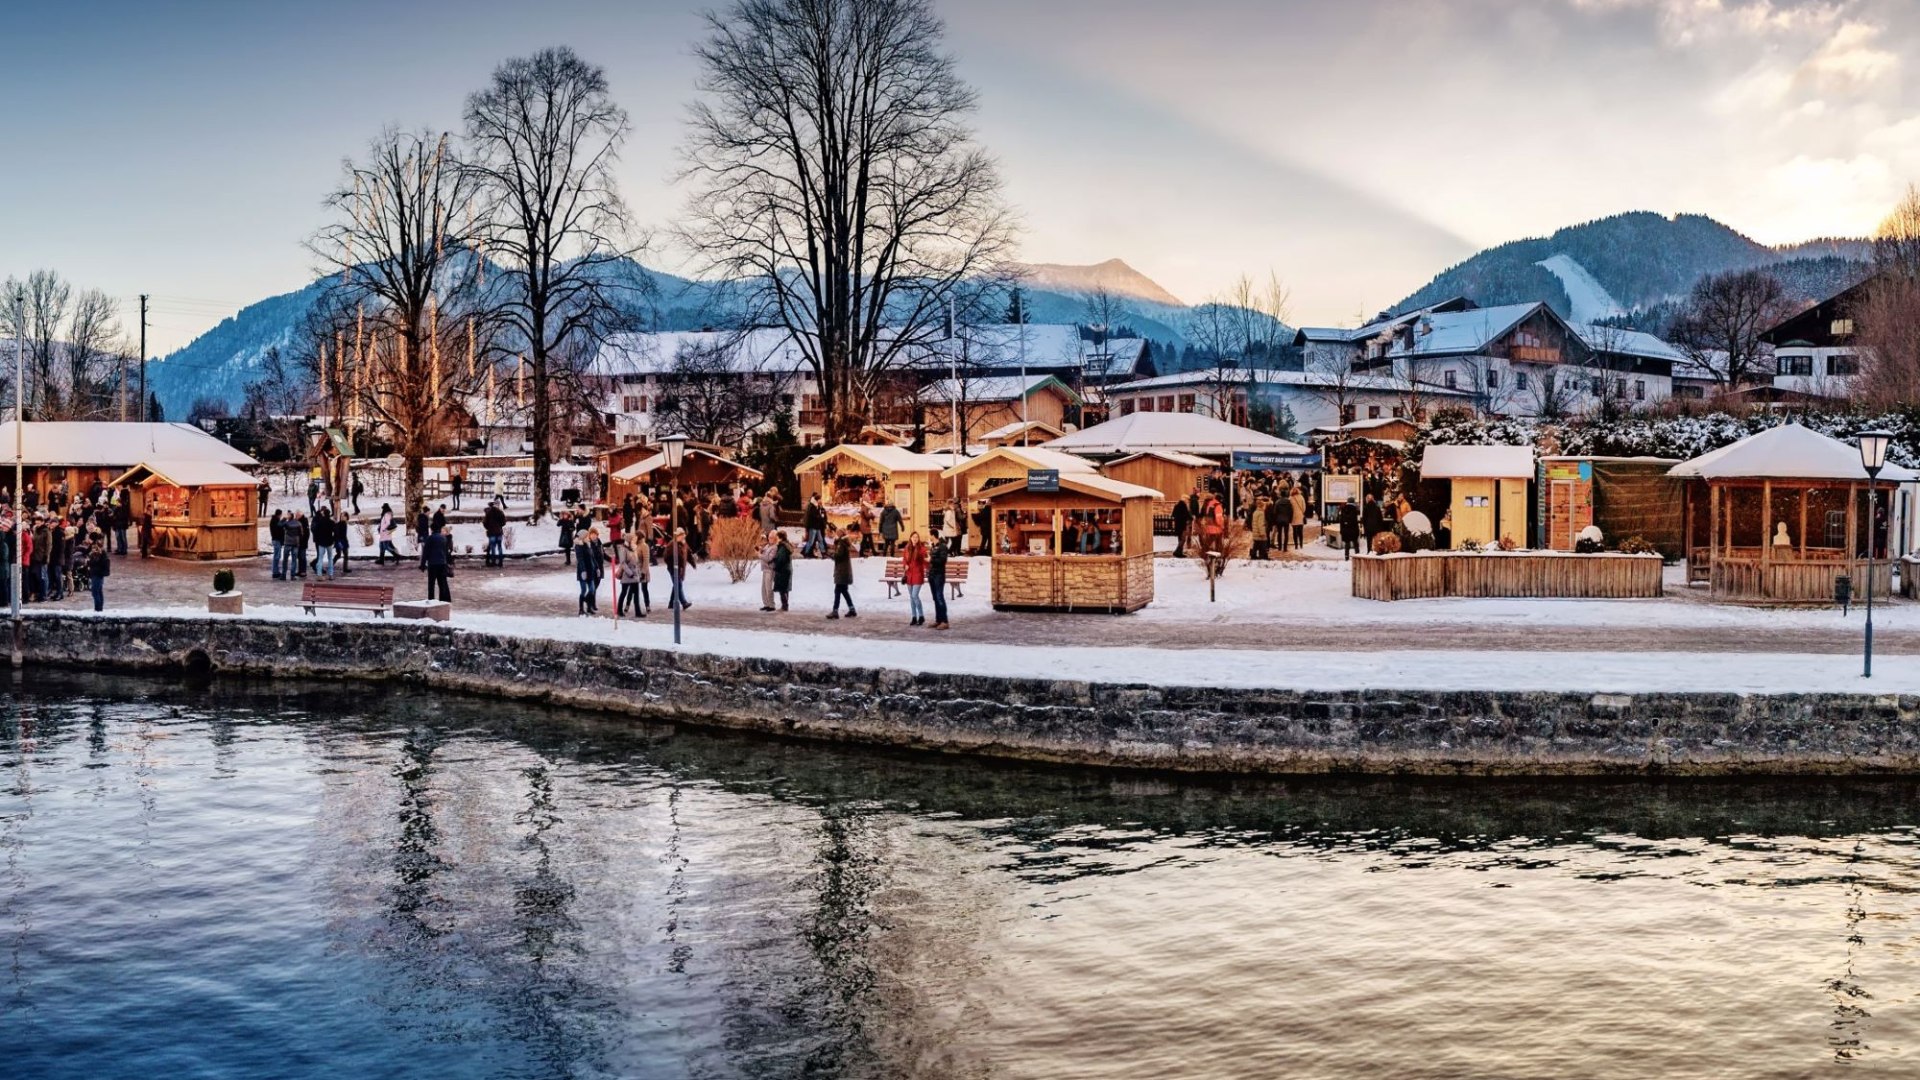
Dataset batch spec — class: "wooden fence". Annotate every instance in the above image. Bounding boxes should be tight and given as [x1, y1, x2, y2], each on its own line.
[1352, 552, 1664, 601]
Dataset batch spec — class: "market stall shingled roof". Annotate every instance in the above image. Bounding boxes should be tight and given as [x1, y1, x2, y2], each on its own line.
[1667, 423, 1918, 482]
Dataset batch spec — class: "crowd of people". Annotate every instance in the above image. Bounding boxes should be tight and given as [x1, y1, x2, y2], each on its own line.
[0, 481, 140, 612]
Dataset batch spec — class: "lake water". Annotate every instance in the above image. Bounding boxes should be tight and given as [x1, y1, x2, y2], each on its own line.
[3, 672, 1918, 1078]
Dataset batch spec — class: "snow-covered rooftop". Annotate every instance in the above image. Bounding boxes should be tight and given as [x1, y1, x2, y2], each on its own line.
[1421, 444, 1535, 479]
[1104, 366, 1472, 397]
[112, 459, 259, 488]
[1045, 412, 1308, 457]
[0, 422, 256, 468]
[940, 445, 1098, 480]
[1668, 423, 1919, 482]
[1571, 323, 1685, 363]
[924, 374, 1078, 405]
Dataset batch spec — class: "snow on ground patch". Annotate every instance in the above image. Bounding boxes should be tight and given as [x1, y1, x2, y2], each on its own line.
[1536, 253, 1625, 323]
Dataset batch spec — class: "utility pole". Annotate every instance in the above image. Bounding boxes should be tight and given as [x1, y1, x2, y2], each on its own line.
[137, 294, 148, 423]
[12, 332, 24, 668]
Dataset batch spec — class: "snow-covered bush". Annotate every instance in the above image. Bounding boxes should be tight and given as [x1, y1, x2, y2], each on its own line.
[1574, 536, 1605, 554]
[1401, 510, 1432, 536]
[1497, 535, 1520, 552]
[1576, 524, 1604, 546]
[1371, 531, 1402, 554]
[1618, 535, 1658, 555]
[1393, 522, 1436, 553]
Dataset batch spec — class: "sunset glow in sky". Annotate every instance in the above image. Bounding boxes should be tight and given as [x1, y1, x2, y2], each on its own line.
[7, 0, 1919, 352]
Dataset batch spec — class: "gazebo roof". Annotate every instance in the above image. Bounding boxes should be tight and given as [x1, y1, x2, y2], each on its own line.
[1668, 424, 1917, 483]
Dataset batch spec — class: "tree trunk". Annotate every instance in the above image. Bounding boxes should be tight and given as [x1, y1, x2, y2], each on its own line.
[531, 351, 553, 523]
[404, 454, 424, 528]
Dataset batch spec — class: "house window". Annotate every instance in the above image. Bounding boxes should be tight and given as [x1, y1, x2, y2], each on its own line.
[1832, 318, 1855, 336]
[1487, 369, 1500, 390]
[1676, 385, 1705, 400]
[1829, 354, 1860, 377]
[1390, 407, 1404, 419]
[1443, 370, 1458, 389]
[1178, 394, 1196, 413]
[1159, 395, 1177, 413]
[1614, 378, 1627, 399]
[1515, 371, 1530, 390]
[1590, 377, 1605, 395]
[1119, 398, 1135, 415]
[1367, 405, 1382, 419]
[1634, 379, 1646, 401]
[1778, 354, 1814, 376]
[1340, 404, 1356, 423]
[621, 395, 647, 412]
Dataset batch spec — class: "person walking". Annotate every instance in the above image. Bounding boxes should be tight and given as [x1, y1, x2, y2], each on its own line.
[376, 504, 401, 565]
[758, 530, 780, 612]
[306, 476, 319, 515]
[928, 529, 950, 629]
[449, 470, 463, 511]
[1289, 488, 1307, 550]
[1361, 494, 1384, 553]
[1250, 499, 1270, 561]
[483, 501, 506, 566]
[558, 509, 577, 566]
[857, 497, 876, 557]
[574, 526, 604, 615]
[771, 530, 793, 612]
[901, 532, 929, 626]
[803, 495, 827, 558]
[615, 539, 647, 618]
[878, 502, 902, 557]
[758, 490, 781, 535]
[414, 503, 431, 556]
[85, 532, 110, 612]
[422, 524, 453, 602]
[663, 527, 694, 611]
[1171, 494, 1193, 558]
[269, 510, 287, 580]
[334, 513, 353, 575]
[350, 474, 364, 515]
[827, 526, 856, 619]
[1338, 498, 1360, 560]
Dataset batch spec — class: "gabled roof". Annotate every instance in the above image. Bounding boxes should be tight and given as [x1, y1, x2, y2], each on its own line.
[0, 422, 256, 468]
[1420, 444, 1534, 479]
[1387, 303, 1548, 358]
[1102, 450, 1216, 469]
[1044, 411, 1308, 456]
[111, 459, 259, 488]
[940, 445, 1098, 480]
[982, 419, 1065, 442]
[1571, 324, 1684, 363]
[979, 471, 1163, 503]
[1104, 366, 1473, 397]
[795, 444, 963, 476]
[924, 373, 1081, 405]
[1668, 423, 1917, 482]
[610, 448, 764, 483]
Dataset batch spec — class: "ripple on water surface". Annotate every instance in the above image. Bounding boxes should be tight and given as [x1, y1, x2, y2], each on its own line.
[2, 674, 1918, 1078]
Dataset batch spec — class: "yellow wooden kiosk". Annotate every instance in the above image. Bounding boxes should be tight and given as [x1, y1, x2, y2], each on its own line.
[983, 472, 1160, 613]
[1099, 450, 1216, 517]
[1672, 424, 1917, 602]
[795, 444, 961, 534]
[1420, 445, 1532, 548]
[111, 460, 262, 559]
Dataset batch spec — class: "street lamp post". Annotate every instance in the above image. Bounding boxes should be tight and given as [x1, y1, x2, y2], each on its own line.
[659, 433, 688, 646]
[1857, 429, 1892, 679]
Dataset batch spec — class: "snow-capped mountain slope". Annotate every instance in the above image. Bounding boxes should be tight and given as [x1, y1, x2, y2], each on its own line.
[1534, 254, 1625, 323]
[1017, 258, 1186, 309]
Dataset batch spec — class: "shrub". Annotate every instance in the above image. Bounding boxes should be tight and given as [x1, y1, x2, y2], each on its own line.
[1458, 539, 1484, 553]
[1392, 522, 1435, 553]
[1574, 537, 1605, 554]
[1617, 535, 1658, 555]
[213, 569, 236, 595]
[1497, 535, 1519, 552]
[1371, 531, 1402, 554]
[709, 517, 763, 583]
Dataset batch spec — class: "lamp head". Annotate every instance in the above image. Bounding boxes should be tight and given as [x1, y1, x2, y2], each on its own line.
[659, 433, 689, 470]
[1858, 429, 1893, 477]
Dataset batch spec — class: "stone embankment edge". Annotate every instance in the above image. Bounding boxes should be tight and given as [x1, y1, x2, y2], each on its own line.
[21, 613, 1920, 777]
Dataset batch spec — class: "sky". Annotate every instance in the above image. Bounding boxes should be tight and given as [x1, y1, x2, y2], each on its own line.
[6, 0, 1920, 354]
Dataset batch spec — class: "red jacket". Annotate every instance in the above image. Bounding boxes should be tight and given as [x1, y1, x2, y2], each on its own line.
[901, 542, 929, 585]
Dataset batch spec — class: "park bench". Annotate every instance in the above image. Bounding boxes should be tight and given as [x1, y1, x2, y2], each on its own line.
[301, 581, 395, 617]
[879, 557, 969, 599]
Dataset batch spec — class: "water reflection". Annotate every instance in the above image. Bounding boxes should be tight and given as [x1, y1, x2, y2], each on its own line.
[2, 672, 1919, 1078]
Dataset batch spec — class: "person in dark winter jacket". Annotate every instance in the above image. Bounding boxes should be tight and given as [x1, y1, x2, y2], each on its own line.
[927, 533, 951, 629]
[422, 525, 452, 602]
[110, 496, 131, 555]
[827, 526, 857, 619]
[802, 496, 828, 558]
[771, 530, 793, 612]
[573, 526, 604, 615]
[1361, 495, 1384, 552]
[483, 502, 507, 566]
[269, 510, 287, 579]
[85, 533, 110, 611]
[877, 503, 902, 556]
[559, 510, 577, 566]
[663, 527, 694, 610]
[1338, 499, 1361, 560]
[1171, 495, 1193, 558]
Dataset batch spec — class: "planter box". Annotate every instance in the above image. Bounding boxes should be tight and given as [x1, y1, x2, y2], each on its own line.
[1352, 552, 1663, 601]
[207, 591, 244, 615]
[394, 599, 451, 621]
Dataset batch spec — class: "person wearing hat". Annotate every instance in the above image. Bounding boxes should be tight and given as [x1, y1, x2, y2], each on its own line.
[827, 524, 857, 619]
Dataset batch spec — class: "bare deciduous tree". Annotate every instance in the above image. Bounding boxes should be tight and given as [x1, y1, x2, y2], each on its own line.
[0, 272, 130, 419]
[1668, 268, 1794, 391]
[308, 127, 488, 513]
[657, 332, 795, 448]
[1856, 185, 1920, 407]
[465, 46, 642, 518]
[680, 0, 1014, 443]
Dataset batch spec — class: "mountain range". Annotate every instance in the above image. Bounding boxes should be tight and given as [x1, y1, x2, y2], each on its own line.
[146, 212, 1874, 420]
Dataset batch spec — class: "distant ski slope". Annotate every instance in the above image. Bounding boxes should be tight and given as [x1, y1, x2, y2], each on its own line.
[1535, 254, 1625, 323]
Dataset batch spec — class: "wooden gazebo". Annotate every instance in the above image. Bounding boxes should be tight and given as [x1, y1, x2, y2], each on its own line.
[1672, 424, 1916, 602]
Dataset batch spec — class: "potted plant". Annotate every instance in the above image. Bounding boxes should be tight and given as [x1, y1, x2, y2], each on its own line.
[208, 568, 243, 615]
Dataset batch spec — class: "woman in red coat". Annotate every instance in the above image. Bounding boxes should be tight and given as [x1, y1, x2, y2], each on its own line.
[901, 532, 930, 626]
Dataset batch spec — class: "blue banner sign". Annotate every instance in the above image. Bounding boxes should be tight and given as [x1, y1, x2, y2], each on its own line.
[1026, 468, 1061, 492]
[1232, 451, 1321, 471]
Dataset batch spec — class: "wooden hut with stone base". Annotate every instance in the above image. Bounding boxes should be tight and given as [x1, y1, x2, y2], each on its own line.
[1672, 424, 1918, 602]
[983, 472, 1160, 613]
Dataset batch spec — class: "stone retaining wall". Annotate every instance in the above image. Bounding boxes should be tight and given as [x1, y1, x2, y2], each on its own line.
[19, 613, 1920, 776]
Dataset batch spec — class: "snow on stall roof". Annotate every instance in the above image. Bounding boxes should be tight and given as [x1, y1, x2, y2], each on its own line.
[1421, 444, 1535, 479]
[940, 445, 1097, 479]
[1045, 411, 1308, 456]
[797, 444, 962, 475]
[981, 419, 1063, 441]
[924, 373, 1078, 404]
[610, 448, 763, 483]
[0, 422, 256, 468]
[1103, 449, 1216, 468]
[1668, 423, 1918, 482]
[112, 460, 260, 488]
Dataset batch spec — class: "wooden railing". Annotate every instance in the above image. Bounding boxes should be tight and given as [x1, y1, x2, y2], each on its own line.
[1352, 552, 1664, 601]
[1709, 555, 1887, 603]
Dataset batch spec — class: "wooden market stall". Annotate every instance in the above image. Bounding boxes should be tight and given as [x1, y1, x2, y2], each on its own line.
[606, 446, 765, 505]
[111, 460, 261, 559]
[984, 472, 1160, 613]
[941, 446, 1097, 503]
[1420, 445, 1533, 548]
[795, 444, 962, 535]
[0, 421, 257, 506]
[1673, 424, 1917, 602]
[1099, 450, 1215, 518]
